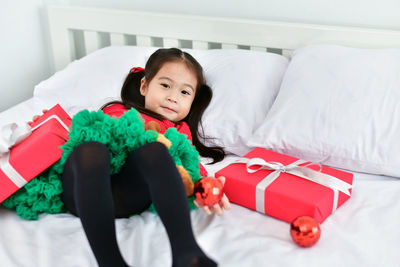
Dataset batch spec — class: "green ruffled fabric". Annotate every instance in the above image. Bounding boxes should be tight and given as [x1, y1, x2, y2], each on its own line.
[2, 108, 201, 220]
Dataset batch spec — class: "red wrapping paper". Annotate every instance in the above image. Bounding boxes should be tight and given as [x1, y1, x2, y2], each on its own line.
[215, 148, 353, 224]
[0, 104, 71, 203]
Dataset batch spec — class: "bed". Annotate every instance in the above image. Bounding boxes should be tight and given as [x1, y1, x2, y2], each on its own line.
[1, 5, 400, 267]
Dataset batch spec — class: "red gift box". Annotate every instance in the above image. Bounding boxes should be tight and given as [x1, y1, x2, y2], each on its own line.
[0, 104, 72, 203]
[215, 148, 353, 224]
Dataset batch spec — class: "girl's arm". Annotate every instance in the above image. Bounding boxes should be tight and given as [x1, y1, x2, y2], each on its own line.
[178, 122, 231, 215]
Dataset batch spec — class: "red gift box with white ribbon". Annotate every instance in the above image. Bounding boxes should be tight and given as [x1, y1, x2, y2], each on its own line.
[0, 104, 71, 203]
[215, 148, 353, 224]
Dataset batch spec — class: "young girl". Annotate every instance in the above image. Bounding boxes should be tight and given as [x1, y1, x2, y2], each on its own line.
[51, 48, 230, 267]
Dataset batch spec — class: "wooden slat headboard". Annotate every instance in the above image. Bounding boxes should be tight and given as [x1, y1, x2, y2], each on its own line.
[47, 5, 400, 71]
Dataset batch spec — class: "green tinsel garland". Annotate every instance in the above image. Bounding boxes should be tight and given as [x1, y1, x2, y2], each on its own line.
[2, 108, 201, 220]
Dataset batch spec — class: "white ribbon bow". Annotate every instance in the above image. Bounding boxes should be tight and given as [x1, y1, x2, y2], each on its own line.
[235, 157, 353, 214]
[0, 115, 70, 188]
[0, 123, 32, 156]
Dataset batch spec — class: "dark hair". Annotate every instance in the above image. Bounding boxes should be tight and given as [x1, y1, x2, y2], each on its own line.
[102, 48, 225, 164]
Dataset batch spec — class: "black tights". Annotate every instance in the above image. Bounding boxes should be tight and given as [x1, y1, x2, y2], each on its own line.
[62, 141, 216, 267]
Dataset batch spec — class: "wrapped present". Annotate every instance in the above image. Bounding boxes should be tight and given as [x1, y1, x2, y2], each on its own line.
[215, 148, 353, 224]
[0, 104, 71, 203]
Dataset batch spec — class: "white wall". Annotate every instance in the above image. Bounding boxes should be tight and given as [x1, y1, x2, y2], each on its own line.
[0, 0, 52, 112]
[61, 0, 400, 29]
[1, 0, 399, 112]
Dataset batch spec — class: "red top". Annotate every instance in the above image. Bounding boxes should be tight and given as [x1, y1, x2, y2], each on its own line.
[103, 104, 208, 176]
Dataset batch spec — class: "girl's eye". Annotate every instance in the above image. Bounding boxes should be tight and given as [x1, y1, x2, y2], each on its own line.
[181, 90, 190, 95]
[161, 83, 170, 88]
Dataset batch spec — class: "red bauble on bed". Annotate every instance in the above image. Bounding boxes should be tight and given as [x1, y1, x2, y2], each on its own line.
[290, 216, 321, 247]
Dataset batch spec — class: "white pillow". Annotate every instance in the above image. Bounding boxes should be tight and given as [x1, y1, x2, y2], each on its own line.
[34, 46, 158, 113]
[34, 46, 288, 155]
[248, 44, 400, 177]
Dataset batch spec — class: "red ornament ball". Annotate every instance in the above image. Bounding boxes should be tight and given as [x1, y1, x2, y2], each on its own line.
[290, 216, 321, 247]
[194, 177, 223, 206]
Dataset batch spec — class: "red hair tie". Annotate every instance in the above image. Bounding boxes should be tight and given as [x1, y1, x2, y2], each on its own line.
[130, 67, 145, 73]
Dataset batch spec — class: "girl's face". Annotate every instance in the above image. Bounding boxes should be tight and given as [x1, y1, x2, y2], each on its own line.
[140, 61, 197, 122]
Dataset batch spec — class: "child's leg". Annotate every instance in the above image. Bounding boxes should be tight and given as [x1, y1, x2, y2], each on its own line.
[121, 142, 217, 267]
[62, 141, 129, 267]
[62, 141, 216, 267]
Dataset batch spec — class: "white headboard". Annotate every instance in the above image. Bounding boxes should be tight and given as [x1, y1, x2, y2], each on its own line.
[47, 5, 400, 71]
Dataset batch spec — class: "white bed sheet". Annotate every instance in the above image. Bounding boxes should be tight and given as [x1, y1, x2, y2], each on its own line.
[1, 98, 400, 267]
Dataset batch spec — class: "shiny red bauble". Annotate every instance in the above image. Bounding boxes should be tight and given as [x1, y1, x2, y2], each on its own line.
[194, 177, 224, 206]
[290, 216, 321, 247]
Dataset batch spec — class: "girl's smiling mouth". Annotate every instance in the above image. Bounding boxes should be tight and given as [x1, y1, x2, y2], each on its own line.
[162, 106, 176, 113]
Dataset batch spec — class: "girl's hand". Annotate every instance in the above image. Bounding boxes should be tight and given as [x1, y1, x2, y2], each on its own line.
[194, 176, 231, 216]
[27, 109, 48, 126]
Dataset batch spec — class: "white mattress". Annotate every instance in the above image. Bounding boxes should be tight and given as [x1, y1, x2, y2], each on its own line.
[1, 98, 400, 267]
